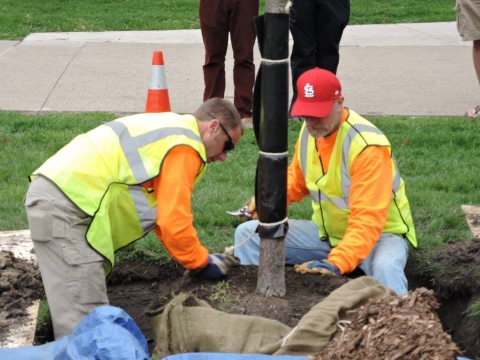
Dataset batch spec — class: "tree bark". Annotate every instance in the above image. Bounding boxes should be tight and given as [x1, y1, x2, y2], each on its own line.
[266, 0, 290, 13]
[257, 237, 286, 296]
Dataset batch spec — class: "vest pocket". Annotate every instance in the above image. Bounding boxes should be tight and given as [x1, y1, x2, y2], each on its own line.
[24, 193, 53, 243]
[62, 243, 108, 305]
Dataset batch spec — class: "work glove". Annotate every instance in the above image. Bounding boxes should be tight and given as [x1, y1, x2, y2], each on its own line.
[199, 253, 240, 280]
[294, 259, 340, 276]
[240, 196, 258, 222]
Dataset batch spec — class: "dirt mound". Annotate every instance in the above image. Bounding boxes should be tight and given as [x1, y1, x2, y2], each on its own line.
[422, 238, 480, 296]
[406, 238, 480, 357]
[314, 287, 462, 359]
[1, 238, 480, 358]
[142, 266, 348, 327]
[0, 250, 44, 344]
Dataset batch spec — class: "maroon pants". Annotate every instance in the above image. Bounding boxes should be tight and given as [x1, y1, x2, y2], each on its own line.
[199, 0, 259, 118]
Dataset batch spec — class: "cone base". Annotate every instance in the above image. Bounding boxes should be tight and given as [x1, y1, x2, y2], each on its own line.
[145, 89, 171, 113]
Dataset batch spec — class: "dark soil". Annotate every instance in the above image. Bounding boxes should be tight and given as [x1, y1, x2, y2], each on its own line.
[0, 251, 43, 345]
[1, 238, 480, 358]
[106, 237, 480, 358]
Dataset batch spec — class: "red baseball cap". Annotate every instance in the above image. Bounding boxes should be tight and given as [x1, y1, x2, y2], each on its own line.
[291, 68, 342, 118]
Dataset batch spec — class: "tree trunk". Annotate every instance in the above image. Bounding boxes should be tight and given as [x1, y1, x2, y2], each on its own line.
[266, 0, 290, 13]
[256, 0, 290, 297]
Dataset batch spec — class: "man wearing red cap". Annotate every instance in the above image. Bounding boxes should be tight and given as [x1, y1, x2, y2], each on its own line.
[233, 68, 417, 295]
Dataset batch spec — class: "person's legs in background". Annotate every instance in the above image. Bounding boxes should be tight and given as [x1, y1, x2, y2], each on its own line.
[200, 0, 229, 102]
[314, 0, 350, 73]
[466, 39, 480, 116]
[234, 219, 331, 265]
[229, 0, 259, 120]
[457, 0, 480, 116]
[289, 0, 317, 112]
[473, 39, 480, 86]
[289, 0, 350, 112]
[358, 233, 409, 295]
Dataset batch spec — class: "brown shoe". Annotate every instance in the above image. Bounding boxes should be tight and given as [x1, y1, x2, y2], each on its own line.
[466, 105, 480, 117]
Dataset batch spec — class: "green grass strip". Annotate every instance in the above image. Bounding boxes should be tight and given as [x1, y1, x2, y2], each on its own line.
[0, 0, 456, 40]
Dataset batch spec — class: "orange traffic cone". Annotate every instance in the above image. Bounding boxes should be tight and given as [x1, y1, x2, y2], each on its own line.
[145, 51, 171, 113]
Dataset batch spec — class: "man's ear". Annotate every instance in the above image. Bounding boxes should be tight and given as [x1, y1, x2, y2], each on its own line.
[208, 119, 219, 133]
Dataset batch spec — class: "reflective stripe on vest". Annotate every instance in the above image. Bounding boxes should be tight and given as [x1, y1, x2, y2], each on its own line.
[297, 109, 417, 248]
[105, 121, 202, 184]
[129, 186, 158, 233]
[299, 123, 401, 210]
[103, 121, 202, 233]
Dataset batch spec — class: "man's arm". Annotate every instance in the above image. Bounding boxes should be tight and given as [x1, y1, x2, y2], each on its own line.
[150, 146, 209, 270]
[328, 146, 393, 274]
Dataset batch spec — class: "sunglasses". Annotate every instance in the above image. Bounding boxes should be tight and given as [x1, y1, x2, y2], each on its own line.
[207, 112, 235, 152]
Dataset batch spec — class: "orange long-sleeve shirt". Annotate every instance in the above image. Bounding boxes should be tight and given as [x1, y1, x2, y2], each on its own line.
[142, 146, 209, 270]
[287, 109, 393, 274]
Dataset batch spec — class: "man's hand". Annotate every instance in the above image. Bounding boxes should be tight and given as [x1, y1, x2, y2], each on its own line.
[294, 259, 340, 276]
[199, 253, 240, 280]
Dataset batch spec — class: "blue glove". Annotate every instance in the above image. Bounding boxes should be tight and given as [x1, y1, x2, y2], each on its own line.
[199, 253, 240, 280]
[294, 259, 341, 275]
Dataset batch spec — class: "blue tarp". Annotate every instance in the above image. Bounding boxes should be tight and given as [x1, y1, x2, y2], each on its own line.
[0, 305, 149, 360]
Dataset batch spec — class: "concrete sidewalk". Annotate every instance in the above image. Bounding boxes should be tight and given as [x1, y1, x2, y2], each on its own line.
[0, 22, 477, 117]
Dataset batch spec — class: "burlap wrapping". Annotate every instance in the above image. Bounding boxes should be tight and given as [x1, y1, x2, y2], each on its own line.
[150, 293, 291, 359]
[149, 276, 395, 359]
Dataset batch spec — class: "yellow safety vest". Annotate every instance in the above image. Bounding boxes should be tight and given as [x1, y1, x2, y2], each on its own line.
[297, 109, 417, 248]
[31, 113, 207, 274]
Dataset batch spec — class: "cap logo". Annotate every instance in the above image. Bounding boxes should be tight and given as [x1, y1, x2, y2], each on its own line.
[335, 90, 340, 95]
[304, 83, 314, 98]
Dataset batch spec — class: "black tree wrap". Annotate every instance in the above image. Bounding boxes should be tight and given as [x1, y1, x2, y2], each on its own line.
[252, 13, 290, 239]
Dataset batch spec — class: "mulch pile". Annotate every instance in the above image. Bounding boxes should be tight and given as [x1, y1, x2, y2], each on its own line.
[313, 287, 462, 360]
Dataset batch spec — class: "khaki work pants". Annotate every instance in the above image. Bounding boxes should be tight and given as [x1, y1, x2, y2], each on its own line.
[24, 176, 108, 339]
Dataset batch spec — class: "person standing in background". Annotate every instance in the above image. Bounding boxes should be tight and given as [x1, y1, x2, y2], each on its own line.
[456, 0, 480, 117]
[289, 0, 350, 114]
[199, 0, 259, 125]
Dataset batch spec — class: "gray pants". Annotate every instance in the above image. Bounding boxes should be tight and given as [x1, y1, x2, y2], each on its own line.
[24, 176, 108, 339]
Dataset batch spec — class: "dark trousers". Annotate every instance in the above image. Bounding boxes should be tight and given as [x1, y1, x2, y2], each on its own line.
[290, 0, 350, 111]
[199, 0, 259, 118]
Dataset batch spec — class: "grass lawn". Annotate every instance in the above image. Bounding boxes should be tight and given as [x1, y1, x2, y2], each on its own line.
[1, 112, 478, 266]
[0, 0, 456, 40]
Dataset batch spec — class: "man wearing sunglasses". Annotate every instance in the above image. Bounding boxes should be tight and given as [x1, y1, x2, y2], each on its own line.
[24, 97, 243, 340]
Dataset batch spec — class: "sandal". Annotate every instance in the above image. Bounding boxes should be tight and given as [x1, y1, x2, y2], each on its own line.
[466, 105, 480, 117]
